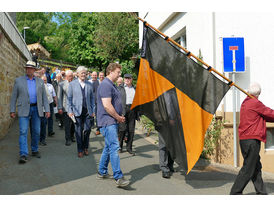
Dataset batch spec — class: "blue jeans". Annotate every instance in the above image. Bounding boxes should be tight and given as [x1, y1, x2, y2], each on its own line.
[19, 106, 41, 156]
[98, 124, 123, 180]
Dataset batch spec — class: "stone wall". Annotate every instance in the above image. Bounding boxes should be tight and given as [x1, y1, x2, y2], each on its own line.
[0, 14, 29, 140]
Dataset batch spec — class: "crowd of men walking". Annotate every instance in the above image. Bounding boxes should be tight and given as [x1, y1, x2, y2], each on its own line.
[9, 60, 274, 193]
[9, 60, 140, 187]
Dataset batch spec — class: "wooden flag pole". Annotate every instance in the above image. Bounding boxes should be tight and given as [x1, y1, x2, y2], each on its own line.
[131, 13, 253, 98]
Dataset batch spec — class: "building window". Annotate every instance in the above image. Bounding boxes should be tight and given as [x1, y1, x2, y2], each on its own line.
[173, 27, 187, 52]
[175, 35, 187, 49]
[266, 128, 274, 150]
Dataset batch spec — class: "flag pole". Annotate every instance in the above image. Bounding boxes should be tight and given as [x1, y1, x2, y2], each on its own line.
[131, 13, 253, 99]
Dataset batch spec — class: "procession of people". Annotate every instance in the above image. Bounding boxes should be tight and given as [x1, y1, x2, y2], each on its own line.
[10, 60, 136, 187]
[9, 60, 274, 193]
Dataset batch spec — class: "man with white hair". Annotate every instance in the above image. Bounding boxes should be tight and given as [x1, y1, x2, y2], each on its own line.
[58, 70, 75, 146]
[230, 82, 274, 195]
[67, 66, 95, 157]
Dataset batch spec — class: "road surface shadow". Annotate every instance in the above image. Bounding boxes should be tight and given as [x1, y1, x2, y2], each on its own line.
[0, 119, 98, 195]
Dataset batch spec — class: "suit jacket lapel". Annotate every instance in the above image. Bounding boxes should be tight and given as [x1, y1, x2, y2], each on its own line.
[23, 76, 30, 100]
[84, 80, 89, 101]
[76, 80, 83, 99]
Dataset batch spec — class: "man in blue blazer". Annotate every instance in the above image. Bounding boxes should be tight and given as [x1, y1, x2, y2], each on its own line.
[67, 66, 95, 158]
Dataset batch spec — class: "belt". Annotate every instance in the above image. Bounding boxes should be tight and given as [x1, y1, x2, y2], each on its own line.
[30, 103, 37, 107]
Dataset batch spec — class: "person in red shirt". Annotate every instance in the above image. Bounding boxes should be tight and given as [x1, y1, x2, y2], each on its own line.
[230, 82, 274, 195]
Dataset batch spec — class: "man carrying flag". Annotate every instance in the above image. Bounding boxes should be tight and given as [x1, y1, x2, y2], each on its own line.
[131, 23, 230, 174]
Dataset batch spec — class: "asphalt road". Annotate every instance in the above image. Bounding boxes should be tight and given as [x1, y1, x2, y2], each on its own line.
[1, 119, 274, 195]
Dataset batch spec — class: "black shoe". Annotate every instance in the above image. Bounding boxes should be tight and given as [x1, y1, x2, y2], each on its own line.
[256, 192, 268, 195]
[169, 167, 175, 173]
[48, 132, 55, 136]
[162, 171, 171, 179]
[19, 156, 28, 164]
[127, 150, 135, 156]
[71, 138, 76, 142]
[39, 141, 47, 146]
[32, 151, 41, 158]
[65, 140, 71, 146]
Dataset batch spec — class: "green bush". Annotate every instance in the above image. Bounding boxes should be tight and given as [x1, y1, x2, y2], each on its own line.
[201, 116, 224, 159]
[140, 115, 155, 136]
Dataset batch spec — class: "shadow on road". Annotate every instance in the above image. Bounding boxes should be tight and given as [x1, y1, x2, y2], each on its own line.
[0, 119, 99, 195]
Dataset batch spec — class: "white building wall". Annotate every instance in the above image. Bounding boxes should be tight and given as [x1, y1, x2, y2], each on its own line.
[138, 12, 274, 112]
[214, 12, 274, 111]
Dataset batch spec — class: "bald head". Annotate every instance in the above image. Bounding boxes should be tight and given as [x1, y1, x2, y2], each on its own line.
[117, 77, 123, 86]
[41, 75, 47, 83]
[65, 70, 74, 82]
[91, 71, 98, 81]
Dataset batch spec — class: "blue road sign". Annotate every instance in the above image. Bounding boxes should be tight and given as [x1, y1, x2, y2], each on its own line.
[223, 37, 245, 72]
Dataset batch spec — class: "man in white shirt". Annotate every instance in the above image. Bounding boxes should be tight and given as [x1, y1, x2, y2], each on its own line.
[40, 76, 57, 145]
[118, 74, 138, 155]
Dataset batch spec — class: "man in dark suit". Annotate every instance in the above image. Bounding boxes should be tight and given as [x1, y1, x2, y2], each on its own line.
[89, 71, 100, 135]
[10, 61, 50, 163]
[58, 70, 75, 146]
[67, 66, 95, 158]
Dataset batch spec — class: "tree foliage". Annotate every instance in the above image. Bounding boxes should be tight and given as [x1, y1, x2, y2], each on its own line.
[16, 12, 139, 72]
[94, 13, 139, 62]
[16, 12, 56, 45]
[68, 13, 107, 68]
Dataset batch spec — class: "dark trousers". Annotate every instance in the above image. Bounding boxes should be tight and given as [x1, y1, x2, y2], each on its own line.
[230, 139, 267, 195]
[63, 112, 75, 142]
[159, 132, 174, 173]
[40, 114, 47, 143]
[75, 107, 93, 153]
[119, 104, 136, 151]
[55, 113, 63, 127]
[47, 103, 54, 134]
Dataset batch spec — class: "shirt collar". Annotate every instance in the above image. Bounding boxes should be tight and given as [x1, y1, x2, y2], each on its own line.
[78, 79, 86, 84]
[26, 75, 35, 80]
[124, 84, 133, 88]
[105, 77, 114, 85]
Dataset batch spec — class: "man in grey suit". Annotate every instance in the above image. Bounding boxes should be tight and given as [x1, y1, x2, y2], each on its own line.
[58, 70, 75, 146]
[10, 61, 50, 164]
[67, 66, 95, 158]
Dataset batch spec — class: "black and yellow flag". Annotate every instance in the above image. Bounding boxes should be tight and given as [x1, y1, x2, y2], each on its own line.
[131, 24, 230, 174]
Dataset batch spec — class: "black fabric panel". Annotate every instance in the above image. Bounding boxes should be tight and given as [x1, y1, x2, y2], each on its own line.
[135, 88, 188, 172]
[143, 26, 230, 115]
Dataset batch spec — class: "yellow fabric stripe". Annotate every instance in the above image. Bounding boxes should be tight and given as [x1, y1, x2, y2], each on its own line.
[131, 58, 175, 110]
[176, 88, 213, 174]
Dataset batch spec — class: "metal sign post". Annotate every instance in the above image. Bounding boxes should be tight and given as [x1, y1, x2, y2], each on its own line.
[223, 37, 245, 168]
[230, 46, 238, 168]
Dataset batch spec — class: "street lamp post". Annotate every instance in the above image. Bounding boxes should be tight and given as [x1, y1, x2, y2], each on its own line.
[23, 27, 30, 41]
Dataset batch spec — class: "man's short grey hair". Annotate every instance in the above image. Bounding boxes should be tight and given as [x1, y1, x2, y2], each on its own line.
[65, 70, 73, 76]
[77, 66, 87, 73]
[248, 82, 261, 97]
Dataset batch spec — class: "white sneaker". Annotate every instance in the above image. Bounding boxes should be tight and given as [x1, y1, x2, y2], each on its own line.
[115, 177, 130, 187]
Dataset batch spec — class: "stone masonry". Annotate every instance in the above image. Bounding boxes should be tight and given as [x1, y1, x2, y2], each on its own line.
[0, 26, 26, 139]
